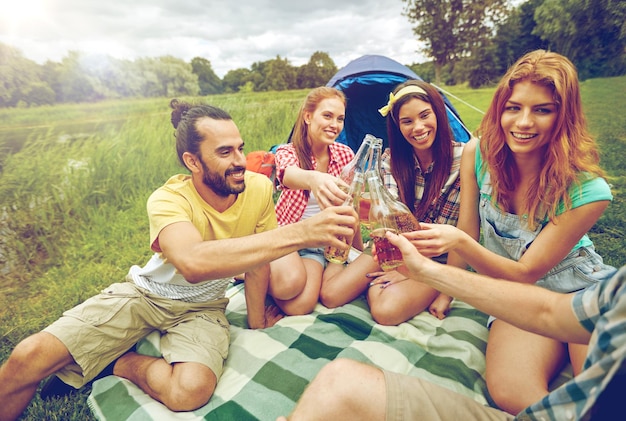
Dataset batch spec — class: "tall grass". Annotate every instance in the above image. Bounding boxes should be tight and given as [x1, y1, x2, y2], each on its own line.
[0, 78, 624, 420]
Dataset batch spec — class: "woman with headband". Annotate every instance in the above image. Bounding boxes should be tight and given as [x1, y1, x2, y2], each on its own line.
[404, 50, 616, 414]
[320, 79, 467, 325]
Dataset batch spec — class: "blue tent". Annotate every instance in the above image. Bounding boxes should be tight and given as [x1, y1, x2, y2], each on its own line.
[326, 54, 471, 152]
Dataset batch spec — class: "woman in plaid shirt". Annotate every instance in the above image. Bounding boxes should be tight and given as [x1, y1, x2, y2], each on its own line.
[270, 86, 358, 316]
[320, 80, 467, 325]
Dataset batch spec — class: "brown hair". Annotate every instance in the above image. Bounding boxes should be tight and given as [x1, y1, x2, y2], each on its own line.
[385, 80, 455, 220]
[169, 98, 232, 168]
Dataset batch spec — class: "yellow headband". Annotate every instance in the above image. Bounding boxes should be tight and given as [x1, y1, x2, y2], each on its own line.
[378, 85, 428, 117]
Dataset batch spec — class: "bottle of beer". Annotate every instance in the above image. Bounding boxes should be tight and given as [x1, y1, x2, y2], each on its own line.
[366, 143, 420, 271]
[338, 134, 378, 190]
[324, 134, 381, 264]
[324, 179, 364, 264]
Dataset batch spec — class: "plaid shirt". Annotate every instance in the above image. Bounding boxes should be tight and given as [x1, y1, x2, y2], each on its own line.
[516, 265, 625, 420]
[274, 142, 354, 226]
[379, 141, 464, 226]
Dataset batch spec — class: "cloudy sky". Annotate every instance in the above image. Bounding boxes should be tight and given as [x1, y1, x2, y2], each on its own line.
[0, 0, 426, 77]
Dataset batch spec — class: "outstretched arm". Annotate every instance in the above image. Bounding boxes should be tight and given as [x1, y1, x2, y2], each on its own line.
[386, 231, 590, 344]
[159, 205, 358, 283]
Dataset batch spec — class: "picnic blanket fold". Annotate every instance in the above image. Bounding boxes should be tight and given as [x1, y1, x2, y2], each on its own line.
[88, 282, 491, 420]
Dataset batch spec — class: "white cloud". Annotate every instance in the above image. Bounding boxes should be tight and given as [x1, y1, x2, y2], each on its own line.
[0, 0, 427, 77]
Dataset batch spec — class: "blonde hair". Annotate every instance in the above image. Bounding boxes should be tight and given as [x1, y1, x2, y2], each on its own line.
[476, 50, 605, 227]
[290, 86, 346, 171]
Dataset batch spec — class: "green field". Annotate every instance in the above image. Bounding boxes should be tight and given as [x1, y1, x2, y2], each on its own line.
[0, 78, 624, 420]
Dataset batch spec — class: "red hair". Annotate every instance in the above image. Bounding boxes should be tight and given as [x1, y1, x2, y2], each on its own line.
[476, 50, 605, 227]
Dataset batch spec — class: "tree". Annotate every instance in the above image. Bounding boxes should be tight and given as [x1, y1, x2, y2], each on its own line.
[78, 55, 144, 99]
[191, 57, 223, 95]
[533, 0, 626, 79]
[408, 61, 436, 82]
[402, 0, 509, 84]
[258, 56, 297, 91]
[0, 43, 51, 107]
[135, 56, 199, 97]
[465, 0, 548, 88]
[222, 68, 253, 93]
[490, 0, 548, 74]
[296, 51, 337, 88]
[20, 82, 55, 107]
[52, 51, 101, 103]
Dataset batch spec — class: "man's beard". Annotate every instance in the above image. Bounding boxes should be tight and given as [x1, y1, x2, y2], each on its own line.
[201, 161, 246, 197]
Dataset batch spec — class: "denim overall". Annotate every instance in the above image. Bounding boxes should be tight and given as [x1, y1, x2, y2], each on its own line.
[479, 172, 617, 295]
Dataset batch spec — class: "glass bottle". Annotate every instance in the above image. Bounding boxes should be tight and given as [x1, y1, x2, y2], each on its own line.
[340, 134, 382, 228]
[324, 177, 363, 264]
[338, 134, 378, 190]
[366, 145, 421, 271]
[325, 134, 381, 264]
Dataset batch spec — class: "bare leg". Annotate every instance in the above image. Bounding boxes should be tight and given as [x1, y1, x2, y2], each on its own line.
[269, 252, 307, 301]
[367, 278, 439, 326]
[568, 342, 589, 375]
[114, 353, 216, 412]
[244, 263, 282, 329]
[319, 253, 379, 308]
[486, 320, 566, 414]
[277, 359, 386, 421]
[0, 332, 74, 421]
[275, 258, 323, 315]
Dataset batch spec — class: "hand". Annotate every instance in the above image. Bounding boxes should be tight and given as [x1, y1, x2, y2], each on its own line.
[428, 293, 453, 320]
[309, 173, 349, 209]
[366, 270, 410, 289]
[302, 205, 358, 250]
[384, 230, 433, 277]
[262, 304, 284, 328]
[248, 304, 284, 329]
[402, 223, 463, 258]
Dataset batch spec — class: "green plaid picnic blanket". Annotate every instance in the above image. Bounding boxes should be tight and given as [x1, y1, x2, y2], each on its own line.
[88, 282, 491, 420]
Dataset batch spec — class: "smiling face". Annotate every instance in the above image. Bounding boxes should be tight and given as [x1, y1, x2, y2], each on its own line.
[194, 117, 247, 197]
[304, 97, 345, 147]
[500, 79, 558, 156]
[397, 97, 438, 155]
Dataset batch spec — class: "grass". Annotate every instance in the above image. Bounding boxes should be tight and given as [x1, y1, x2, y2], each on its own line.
[0, 78, 624, 420]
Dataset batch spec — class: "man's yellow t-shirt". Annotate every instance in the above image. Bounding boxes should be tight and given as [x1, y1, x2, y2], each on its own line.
[128, 171, 277, 302]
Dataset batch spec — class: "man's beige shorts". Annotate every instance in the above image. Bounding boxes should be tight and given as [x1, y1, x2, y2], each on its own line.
[44, 281, 229, 388]
[384, 370, 514, 421]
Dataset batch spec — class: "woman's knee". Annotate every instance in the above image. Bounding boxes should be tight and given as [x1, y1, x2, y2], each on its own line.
[369, 297, 408, 326]
[486, 363, 551, 415]
[270, 271, 307, 300]
[318, 279, 350, 308]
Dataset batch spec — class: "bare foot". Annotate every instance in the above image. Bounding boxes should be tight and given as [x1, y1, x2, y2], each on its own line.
[263, 304, 284, 328]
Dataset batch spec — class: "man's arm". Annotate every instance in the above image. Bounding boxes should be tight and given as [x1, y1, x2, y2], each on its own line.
[386, 231, 591, 344]
[243, 263, 283, 329]
[159, 205, 358, 283]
